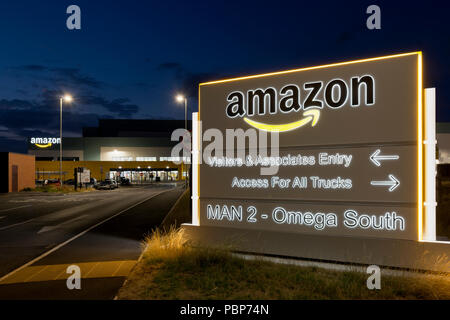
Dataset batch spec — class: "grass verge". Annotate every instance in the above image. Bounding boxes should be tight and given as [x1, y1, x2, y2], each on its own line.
[116, 228, 450, 300]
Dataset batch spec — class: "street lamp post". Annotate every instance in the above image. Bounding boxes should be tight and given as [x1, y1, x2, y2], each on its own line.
[59, 95, 72, 188]
[176, 94, 188, 189]
[184, 97, 187, 134]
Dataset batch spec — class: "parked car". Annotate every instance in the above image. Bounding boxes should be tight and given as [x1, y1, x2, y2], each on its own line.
[64, 179, 75, 185]
[94, 180, 117, 190]
[105, 179, 119, 189]
[120, 177, 131, 186]
[45, 179, 60, 186]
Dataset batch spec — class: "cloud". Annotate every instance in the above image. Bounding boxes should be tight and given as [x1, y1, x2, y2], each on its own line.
[52, 68, 103, 88]
[156, 61, 222, 99]
[0, 97, 113, 153]
[19, 65, 47, 71]
[180, 72, 220, 99]
[0, 99, 102, 140]
[0, 62, 143, 151]
[0, 99, 83, 128]
[157, 62, 185, 79]
[34, 89, 140, 117]
[82, 95, 139, 117]
[0, 99, 34, 110]
[12, 65, 103, 89]
[0, 92, 140, 148]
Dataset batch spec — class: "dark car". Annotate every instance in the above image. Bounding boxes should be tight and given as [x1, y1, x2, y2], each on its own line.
[64, 179, 75, 185]
[46, 179, 61, 186]
[120, 177, 131, 186]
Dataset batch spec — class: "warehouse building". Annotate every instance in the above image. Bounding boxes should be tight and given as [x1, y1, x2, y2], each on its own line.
[0, 152, 35, 192]
[28, 119, 190, 183]
[437, 122, 450, 164]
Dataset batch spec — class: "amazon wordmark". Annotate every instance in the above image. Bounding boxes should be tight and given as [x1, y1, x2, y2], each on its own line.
[226, 75, 375, 118]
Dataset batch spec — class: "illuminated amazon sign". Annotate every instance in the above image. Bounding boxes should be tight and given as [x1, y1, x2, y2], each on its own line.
[197, 52, 430, 241]
[30, 137, 61, 148]
[225, 76, 375, 132]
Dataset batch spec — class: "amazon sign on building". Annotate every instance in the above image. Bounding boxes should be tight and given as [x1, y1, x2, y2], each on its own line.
[184, 52, 448, 271]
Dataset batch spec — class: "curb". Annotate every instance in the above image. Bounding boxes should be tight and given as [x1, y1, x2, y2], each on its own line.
[113, 186, 186, 300]
[160, 187, 190, 229]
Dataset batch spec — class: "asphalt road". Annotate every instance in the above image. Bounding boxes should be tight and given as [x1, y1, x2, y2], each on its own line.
[0, 183, 184, 299]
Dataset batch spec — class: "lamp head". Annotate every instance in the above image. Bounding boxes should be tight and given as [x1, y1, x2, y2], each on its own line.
[175, 94, 185, 103]
[63, 95, 73, 103]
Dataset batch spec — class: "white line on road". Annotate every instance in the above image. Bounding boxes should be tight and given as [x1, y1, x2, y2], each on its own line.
[0, 218, 38, 231]
[0, 205, 32, 213]
[0, 188, 174, 284]
[37, 215, 89, 234]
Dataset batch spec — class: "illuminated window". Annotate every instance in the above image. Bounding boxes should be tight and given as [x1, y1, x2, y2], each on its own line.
[160, 157, 191, 163]
[112, 156, 133, 161]
[136, 157, 157, 161]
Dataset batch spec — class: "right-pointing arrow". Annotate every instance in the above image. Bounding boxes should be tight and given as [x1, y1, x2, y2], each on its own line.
[370, 174, 400, 192]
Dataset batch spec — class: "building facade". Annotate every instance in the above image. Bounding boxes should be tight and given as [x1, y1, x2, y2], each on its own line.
[0, 153, 35, 192]
[437, 122, 450, 164]
[28, 119, 190, 182]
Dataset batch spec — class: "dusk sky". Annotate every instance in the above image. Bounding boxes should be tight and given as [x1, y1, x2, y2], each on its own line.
[0, 0, 449, 153]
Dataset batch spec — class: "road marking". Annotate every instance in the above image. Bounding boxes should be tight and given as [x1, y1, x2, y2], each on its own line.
[37, 215, 88, 234]
[23, 265, 49, 283]
[111, 260, 126, 277]
[0, 188, 173, 284]
[0, 218, 38, 231]
[0, 260, 136, 285]
[83, 262, 99, 277]
[0, 205, 32, 213]
[53, 267, 69, 281]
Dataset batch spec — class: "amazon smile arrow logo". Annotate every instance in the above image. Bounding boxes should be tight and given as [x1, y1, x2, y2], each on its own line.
[243, 109, 320, 132]
[30, 137, 60, 148]
[225, 75, 375, 133]
[35, 143, 53, 148]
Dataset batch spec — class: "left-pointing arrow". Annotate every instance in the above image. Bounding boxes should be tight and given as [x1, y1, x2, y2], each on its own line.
[370, 149, 400, 167]
[370, 174, 400, 192]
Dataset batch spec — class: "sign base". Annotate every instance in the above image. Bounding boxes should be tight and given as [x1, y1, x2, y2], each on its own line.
[181, 224, 449, 273]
